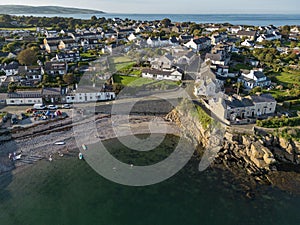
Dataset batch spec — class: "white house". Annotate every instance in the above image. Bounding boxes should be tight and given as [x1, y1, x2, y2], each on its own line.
[6, 90, 43, 105]
[146, 37, 170, 47]
[56, 52, 81, 62]
[142, 68, 183, 81]
[128, 33, 138, 42]
[151, 54, 174, 70]
[241, 39, 255, 47]
[229, 26, 243, 34]
[194, 78, 218, 97]
[184, 37, 211, 52]
[257, 32, 282, 42]
[66, 87, 115, 103]
[205, 53, 229, 66]
[238, 69, 271, 89]
[0, 62, 19, 76]
[43, 62, 68, 76]
[208, 94, 276, 124]
[194, 63, 223, 97]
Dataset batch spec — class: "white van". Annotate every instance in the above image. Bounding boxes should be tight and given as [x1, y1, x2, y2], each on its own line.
[33, 104, 46, 110]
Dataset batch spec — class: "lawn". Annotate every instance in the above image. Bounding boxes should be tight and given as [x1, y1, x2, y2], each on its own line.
[268, 71, 300, 87]
[109, 56, 135, 72]
[230, 63, 253, 72]
[113, 74, 179, 89]
[81, 52, 98, 59]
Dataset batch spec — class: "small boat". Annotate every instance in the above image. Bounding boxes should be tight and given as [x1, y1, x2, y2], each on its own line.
[13, 154, 22, 161]
[82, 144, 88, 151]
[78, 153, 83, 160]
[54, 141, 66, 145]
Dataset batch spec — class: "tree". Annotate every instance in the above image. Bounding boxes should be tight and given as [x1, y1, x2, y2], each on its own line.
[290, 41, 297, 48]
[91, 16, 97, 21]
[161, 18, 171, 28]
[193, 29, 201, 37]
[17, 48, 37, 66]
[249, 86, 262, 95]
[63, 73, 75, 85]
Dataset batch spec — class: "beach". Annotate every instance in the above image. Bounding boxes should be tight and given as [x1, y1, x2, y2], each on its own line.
[0, 111, 180, 174]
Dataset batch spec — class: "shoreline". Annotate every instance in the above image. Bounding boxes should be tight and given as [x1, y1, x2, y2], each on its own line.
[0, 113, 180, 176]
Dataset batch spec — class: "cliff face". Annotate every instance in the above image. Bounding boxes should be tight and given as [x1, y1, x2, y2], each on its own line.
[166, 109, 300, 184]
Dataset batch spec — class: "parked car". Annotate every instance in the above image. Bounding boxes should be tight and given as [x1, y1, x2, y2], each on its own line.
[33, 104, 46, 110]
[62, 104, 72, 109]
[47, 105, 58, 110]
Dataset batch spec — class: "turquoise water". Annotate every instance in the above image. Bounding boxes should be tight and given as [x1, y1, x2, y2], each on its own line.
[0, 135, 300, 225]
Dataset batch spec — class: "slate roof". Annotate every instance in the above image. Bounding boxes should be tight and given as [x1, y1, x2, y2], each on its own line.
[250, 94, 276, 103]
[42, 87, 62, 96]
[8, 90, 42, 98]
[237, 30, 257, 37]
[205, 53, 223, 61]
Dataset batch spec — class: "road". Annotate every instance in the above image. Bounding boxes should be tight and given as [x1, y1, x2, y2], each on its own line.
[0, 88, 194, 115]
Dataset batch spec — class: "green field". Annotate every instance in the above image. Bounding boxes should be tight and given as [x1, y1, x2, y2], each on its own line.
[269, 71, 300, 87]
[109, 56, 135, 72]
[113, 74, 179, 89]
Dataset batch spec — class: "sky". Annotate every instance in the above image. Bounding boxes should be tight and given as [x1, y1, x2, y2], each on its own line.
[0, 0, 300, 14]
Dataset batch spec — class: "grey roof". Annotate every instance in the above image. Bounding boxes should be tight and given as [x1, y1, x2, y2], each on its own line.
[44, 62, 67, 71]
[193, 37, 211, 45]
[1, 62, 19, 70]
[226, 97, 254, 108]
[42, 87, 62, 95]
[237, 30, 257, 37]
[8, 90, 42, 99]
[250, 94, 276, 103]
[253, 71, 266, 79]
[205, 53, 222, 61]
[56, 52, 80, 60]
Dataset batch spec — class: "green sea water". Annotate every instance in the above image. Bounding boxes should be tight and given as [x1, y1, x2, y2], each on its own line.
[0, 135, 300, 225]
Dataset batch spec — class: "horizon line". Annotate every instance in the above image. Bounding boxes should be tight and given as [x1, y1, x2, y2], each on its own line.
[0, 4, 300, 15]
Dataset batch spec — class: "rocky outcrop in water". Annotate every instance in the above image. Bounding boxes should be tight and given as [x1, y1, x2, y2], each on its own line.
[166, 108, 300, 186]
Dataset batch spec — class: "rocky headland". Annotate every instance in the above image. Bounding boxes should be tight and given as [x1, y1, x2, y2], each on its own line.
[166, 105, 300, 194]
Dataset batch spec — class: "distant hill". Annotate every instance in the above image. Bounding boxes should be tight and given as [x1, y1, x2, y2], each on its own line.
[0, 5, 105, 14]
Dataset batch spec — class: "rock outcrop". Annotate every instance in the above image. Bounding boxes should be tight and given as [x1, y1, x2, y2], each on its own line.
[166, 108, 300, 184]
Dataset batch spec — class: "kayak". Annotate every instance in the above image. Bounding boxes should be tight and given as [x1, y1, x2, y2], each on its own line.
[82, 144, 88, 151]
[54, 142, 66, 145]
[78, 153, 83, 160]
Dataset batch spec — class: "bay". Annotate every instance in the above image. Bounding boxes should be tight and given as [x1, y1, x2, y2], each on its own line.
[0, 134, 299, 225]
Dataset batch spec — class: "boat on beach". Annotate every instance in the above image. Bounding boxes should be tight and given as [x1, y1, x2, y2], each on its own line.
[54, 142, 66, 145]
[82, 144, 88, 150]
[78, 153, 83, 160]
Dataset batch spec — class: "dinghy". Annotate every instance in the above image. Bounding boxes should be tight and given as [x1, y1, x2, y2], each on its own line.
[54, 142, 66, 145]
[78, 153, 83, 160]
